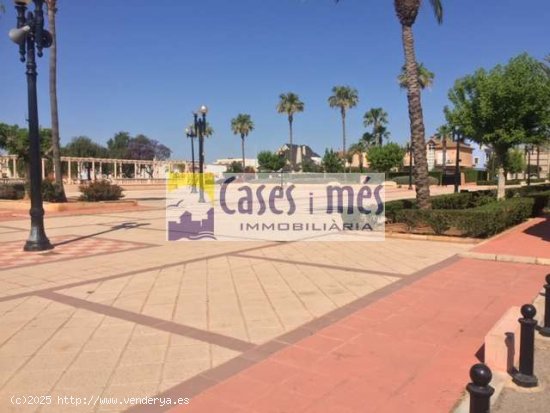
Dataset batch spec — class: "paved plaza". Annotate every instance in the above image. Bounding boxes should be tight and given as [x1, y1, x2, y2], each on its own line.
[0, 190, 548, 412]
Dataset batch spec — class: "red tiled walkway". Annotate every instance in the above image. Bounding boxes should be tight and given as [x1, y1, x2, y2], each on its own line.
[473, 217, 550, 259]
[168, 222, 549, 413]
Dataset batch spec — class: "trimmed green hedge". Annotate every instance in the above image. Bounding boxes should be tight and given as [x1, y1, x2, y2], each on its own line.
[79, 181, 124, 202]
[394, 198, 534, 238]
[0, 183, 25, 200]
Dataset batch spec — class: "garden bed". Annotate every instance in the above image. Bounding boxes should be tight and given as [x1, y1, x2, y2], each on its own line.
[384, 186, 550, 239]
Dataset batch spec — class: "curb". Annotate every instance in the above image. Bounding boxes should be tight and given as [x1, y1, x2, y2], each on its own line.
[459, 251, 550, 266]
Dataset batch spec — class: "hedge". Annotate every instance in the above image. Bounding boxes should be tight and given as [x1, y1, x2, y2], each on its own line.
[0, 183, 25, 200]
[79, 181, 124, 202]
[394, 198, 534, 238]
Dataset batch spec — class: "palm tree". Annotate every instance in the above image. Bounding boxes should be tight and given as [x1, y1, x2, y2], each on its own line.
[45, 0, 66, 201]
[437, 124, 452, 170]
[277, 92, 304, 169]
[336, 0, 442, 209]
[398, 62, 435, 90]
[328, 86, 359, 170]
[230, 114, 255, 170]
[363, 108, 389, 146]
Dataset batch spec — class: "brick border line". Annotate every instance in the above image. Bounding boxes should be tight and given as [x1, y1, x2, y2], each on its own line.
[125, 255, 462, 413]
[459, 251, 550, 266]
[232, 253, 407, 278]
[38, 291, 255, 353]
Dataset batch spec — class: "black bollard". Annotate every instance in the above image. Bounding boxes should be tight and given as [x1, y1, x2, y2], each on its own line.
[467, 363, 494, 413]
[539, 274, 550, 337]
[512, 304, 538, 388]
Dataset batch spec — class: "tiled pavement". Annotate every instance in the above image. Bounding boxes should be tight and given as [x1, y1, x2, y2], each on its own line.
[0, 196, 547, 413]
[0, 199, 473, 413]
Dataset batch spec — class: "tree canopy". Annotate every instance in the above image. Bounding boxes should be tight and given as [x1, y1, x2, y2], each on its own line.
[257, 151, 286, 172]
[367, 143, 405, 173]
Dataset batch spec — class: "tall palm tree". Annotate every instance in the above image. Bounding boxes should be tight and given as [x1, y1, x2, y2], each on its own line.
[437, 124, 452, 170]
[363, 108, 389, 146]
[328, 86, 359, 170]
[277, 92, 304, 170]
[336, 0, 442, 209]
[230, 114, 255, 170]
[45, 0, 66, 201]
[398, 62, 435, 90]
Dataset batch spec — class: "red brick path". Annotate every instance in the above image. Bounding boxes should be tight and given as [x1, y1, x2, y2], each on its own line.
[168, 220, 549, 413]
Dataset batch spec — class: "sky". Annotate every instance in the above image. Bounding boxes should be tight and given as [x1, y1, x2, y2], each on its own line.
[1, 0, 549, 162]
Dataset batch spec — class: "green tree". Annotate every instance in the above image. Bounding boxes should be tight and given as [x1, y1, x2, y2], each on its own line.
[277, 92, 304, 169]
[505, 148, 526, 177]
[230, 114, 254, 170]
[63, 136, 108, 158]
[107, 132, 131, 159]
[363, 108, 390, 146]
[322, 149, 345, 173]
[398, 62, 435, 90]
[336, 0, 443, 209]
[367, 143, 405, 173]
[348, 141, 368, 172]
[445, 54, 550, 198]
[0, 123, 52, 185]
[227, 161, 244, 173]
[328, 86, 359, 167]
[45, 0, 66, 201]
[257, 151, 286, 172]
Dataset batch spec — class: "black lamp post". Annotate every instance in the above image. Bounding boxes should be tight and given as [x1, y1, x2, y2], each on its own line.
[452, 126, 464, 194]
[406, 141, 413, 190]
[185, 126, 198, 193]
[9, 0, 53, 251]
[193, 105, 208, 203]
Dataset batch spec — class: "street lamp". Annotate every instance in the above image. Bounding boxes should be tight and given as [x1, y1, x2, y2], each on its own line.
[9, 0, 53, 251]
[452, 126, 465, 194]
[185, 126, 198, 193]
[193, 105, 208, 203]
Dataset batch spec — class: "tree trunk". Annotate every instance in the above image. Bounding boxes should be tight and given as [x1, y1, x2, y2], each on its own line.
[536, 146, 540, 179]
[341, 108, 347, 173]
[401, 24, 431, 209]
[47, 1, 66, 202]
[495, 145, 507, 200]
[241, 134, 246, 172]
[288, 116, 294, 170]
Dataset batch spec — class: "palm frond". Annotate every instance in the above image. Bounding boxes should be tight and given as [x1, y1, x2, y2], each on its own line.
[429, 0, 443, 24]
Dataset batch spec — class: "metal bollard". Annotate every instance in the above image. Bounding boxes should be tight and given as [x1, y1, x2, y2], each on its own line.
[467, 363, 494, 413]
[512, 304, 538, 387]
[539, 274, 550, 337]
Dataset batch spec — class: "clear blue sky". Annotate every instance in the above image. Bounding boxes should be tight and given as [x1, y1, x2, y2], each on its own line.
[1, 0, 549, 162]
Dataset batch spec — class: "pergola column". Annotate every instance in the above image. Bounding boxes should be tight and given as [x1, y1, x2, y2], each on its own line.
[99, 162, 103, 177]
[134, 162, 138, 179]
[67, 159, 72, 183]
[92, 161, 96, 181]
[13, 158, 18, 178]
[41, 159, 46, 179]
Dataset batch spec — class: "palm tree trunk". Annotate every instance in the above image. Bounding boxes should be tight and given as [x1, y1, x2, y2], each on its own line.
[401, 24, 431, 209]
[47, 1, 66, 202]
[288, 116, 294, 170]
[341, 109, 347, 172]
[241, 134, 246, 171]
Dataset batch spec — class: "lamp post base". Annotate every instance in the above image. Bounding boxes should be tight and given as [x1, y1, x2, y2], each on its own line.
[512, 372, 538, 388]
[24, 238, 54, 252]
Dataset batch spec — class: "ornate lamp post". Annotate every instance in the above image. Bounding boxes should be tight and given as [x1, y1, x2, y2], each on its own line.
[185, 126, 198, 193]
[452, 126, 465, 194]
[193, 105, 208, 203]
[9, 0, 53, 251]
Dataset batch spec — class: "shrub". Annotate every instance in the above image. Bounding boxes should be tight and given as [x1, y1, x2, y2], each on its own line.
[523, 191, 550, 216]
[79, 180, 124, 202]
[394, 198, 534, 238]
[41, 180, 66, 203]
[0, 183, 25, 200]
[384, 199, 416, 223]
[392, 176, 439, 186]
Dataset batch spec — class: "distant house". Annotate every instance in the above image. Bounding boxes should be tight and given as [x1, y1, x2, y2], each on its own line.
[277, 144, 321, 167]
[404, 136, 475, 171]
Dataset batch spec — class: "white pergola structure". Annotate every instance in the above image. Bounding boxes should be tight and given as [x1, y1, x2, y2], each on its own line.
[0, 155, 190, 183]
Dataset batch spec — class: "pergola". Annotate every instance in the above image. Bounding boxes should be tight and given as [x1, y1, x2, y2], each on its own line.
[0, 155, 192, 183]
